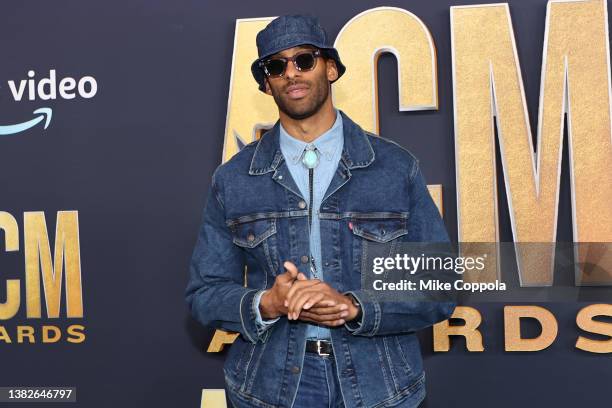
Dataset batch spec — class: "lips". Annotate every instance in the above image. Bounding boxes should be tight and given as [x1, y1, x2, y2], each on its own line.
[285, 84, 309, 99]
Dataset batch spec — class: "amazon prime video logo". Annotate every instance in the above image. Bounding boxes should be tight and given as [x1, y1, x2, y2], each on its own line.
[1, 69, 97, 136]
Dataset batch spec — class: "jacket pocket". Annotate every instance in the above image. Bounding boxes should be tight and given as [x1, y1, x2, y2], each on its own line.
[349, 214, 410, 284]
[350, 216, 409, 243]
[231, 218, 276, 248]
[229, 217, 280, 280]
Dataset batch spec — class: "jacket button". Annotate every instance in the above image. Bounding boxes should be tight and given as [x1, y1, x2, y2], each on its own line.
[247, 233, 255, 242]
[300, 255, 309, 264]
[291, 366, 300, 374]
[298, 200, 306, 209]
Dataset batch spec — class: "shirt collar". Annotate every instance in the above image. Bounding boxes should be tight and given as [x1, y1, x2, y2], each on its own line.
[248, 110, 374, 176]
[279, 110, 343, 165]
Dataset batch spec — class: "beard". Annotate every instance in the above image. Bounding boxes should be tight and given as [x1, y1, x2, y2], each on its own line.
[269, 74, 330, 120]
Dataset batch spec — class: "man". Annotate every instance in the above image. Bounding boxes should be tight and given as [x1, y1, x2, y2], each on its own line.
[186, 14, 455, 408]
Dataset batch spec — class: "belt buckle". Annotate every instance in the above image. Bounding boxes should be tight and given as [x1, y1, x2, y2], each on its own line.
[316, 340, 330, 357]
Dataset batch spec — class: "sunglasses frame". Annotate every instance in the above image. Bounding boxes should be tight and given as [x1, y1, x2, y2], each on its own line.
[259, 49, 322, 78]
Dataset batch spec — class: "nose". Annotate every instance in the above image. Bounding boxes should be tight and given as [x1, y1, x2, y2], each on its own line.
[284, 60, 300, 80]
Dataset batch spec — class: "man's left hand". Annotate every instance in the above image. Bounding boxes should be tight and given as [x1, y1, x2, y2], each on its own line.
[284, 281, 359, 326]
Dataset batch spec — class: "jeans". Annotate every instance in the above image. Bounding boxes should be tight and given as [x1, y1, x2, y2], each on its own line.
[293, 353, 345, 408]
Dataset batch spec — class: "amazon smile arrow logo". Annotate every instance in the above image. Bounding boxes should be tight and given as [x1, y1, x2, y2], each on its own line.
[0, 107, 52, 136]
[0, 68, 98, 138]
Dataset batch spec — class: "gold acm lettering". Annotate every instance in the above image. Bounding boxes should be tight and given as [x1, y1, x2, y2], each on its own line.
[0, 212, 20, 320]
[451, 0, 612, 286]
[504, 305, 558, 351]
[24, 211, 83, 318]
[222, 17, 277, 163]
[433, 306, 485, 352]
[200, 389, 227, 408]
[575, 304, 612, 353]
[333, 6, 438, 132]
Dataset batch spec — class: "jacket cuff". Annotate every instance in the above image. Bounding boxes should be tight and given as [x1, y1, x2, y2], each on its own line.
[343, 290, 380, 336]
[239, 288, 273, 343]
[253, 290, 280, 335]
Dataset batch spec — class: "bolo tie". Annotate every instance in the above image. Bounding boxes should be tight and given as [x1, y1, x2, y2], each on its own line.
[301, 145, 320, 279]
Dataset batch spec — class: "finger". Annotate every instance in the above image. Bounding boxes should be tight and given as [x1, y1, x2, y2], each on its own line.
[297, 272, 308, 281]
[302, 292, 326, 310]
[282, 261, 299, 280]
[275, 268, 297, 286]
[287, 289, 316, 319]
[300, 310, 349, 322]
[284, 279, 321, 306]
[314, 299, 337, 307]
[299, 311, 326, 322]
[288, 289, 323, 320]
[307, 304, 347, 315]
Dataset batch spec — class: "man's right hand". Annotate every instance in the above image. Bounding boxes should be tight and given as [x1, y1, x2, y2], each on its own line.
[259, 261, 320, 319]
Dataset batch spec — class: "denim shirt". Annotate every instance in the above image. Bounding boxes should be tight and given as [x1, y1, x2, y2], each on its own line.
[185, 111, 456, 408]
[254, 110, 343, 340]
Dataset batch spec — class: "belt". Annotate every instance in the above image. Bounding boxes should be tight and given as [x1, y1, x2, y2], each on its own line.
[305, 340, 333, 357]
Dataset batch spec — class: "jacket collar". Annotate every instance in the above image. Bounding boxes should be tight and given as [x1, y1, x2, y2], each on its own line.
[249, 110, 375, 175]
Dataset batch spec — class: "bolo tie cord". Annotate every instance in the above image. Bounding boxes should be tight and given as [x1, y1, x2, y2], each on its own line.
[303, 146, 319, 279]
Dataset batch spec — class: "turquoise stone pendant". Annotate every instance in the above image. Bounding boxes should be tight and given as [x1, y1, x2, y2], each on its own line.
[302, 146, 319, 169]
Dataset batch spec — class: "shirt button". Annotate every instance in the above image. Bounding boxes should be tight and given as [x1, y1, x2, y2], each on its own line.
[247, 233, 255, 242]
[300, 255, 309, 264]
[298, 200, 306, 209]
[291, 366, 300, 374]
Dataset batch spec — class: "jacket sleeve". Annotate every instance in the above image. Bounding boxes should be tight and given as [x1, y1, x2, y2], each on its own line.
[185, 171, 272, 344]
[344, 161, 457, 337]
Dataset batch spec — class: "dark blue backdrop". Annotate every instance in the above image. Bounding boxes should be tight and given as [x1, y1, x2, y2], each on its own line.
[0, 0, 609, 407]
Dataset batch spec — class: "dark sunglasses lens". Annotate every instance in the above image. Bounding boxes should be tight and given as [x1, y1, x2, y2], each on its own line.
[295, 53, 316, 70]
[265, 59, 286, 76]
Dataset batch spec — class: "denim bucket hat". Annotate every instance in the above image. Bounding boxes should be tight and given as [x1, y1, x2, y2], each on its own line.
[250, 15, 346, 92]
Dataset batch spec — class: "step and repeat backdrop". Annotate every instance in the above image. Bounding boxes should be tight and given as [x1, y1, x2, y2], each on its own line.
[0, 0, 611, 407]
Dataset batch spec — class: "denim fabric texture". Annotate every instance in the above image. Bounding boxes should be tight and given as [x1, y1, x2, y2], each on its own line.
[252, 110, 344, 340]
[280, 109, 343, 340]
[185, 111, 456, 408]
[290, 353, 345, 408]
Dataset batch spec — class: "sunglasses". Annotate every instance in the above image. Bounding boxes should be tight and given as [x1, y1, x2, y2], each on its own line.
[259, 49, 322, 78]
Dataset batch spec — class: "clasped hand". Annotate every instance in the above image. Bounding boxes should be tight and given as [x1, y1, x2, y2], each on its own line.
[259, 261, 359, 327]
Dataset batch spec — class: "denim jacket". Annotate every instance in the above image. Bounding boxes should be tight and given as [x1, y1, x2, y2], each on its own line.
[185, 111, 456, 408]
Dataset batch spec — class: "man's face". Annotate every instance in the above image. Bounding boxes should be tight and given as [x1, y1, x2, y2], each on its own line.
[263, 46, 338, 120]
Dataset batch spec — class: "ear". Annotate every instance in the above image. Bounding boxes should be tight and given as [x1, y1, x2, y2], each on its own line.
[264, 77, 272, 95]
[326, 59, 339, 82]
